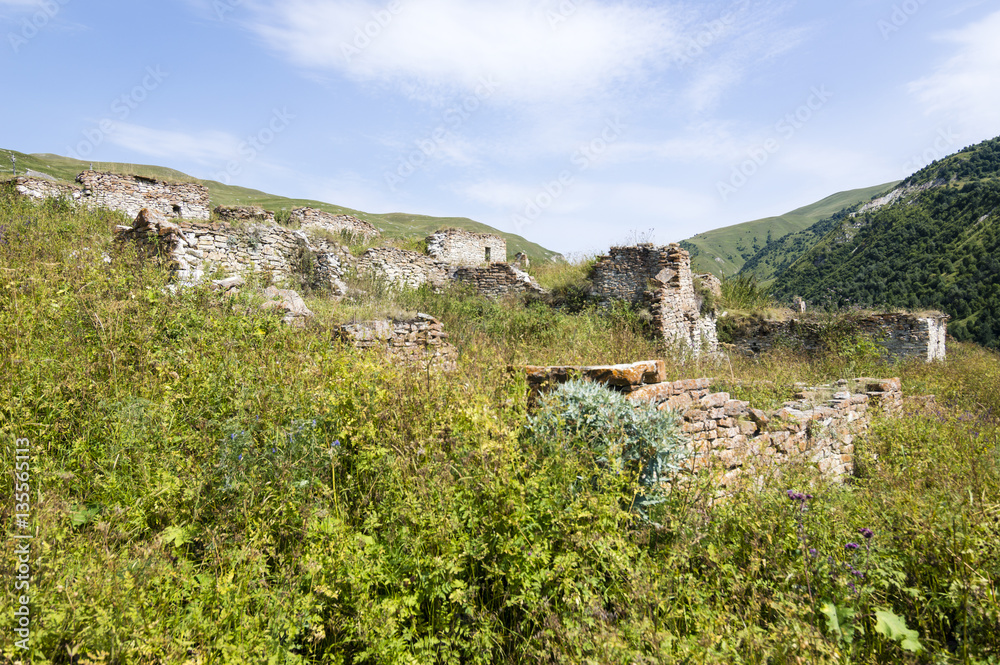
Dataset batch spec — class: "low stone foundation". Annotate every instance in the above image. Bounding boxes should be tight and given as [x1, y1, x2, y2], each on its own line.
[520, 360, 904, 487]
[337, 313, 458, 370]
[449, 263, 545, 298]
[213, 205, 276, 224]
[725, 313, 948, 362]
[291, 207, 380, 240]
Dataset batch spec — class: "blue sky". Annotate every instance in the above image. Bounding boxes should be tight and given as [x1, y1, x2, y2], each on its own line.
[2, 0, 999, 256]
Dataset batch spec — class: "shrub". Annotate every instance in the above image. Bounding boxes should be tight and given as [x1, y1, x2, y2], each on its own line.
[527, 379, 688, 513]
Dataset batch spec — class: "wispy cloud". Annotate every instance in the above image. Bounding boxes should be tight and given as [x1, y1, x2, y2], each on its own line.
[246, 0, 685, 104]
[105, 123, 242, 164]
[908, 9, 1000, 137]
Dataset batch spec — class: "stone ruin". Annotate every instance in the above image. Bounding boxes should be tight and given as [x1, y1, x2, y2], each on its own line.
[427, 228, 506, 265]
[115, 208, 348, 293]
[6, 171, 210, 221]
[725, 312, 949, 362]
[590, 244, 719, 357]
[290, 207, 380, 241]
[521, 360, 905, 489]
[77, 171, 210, 220]
[213, 205, 276, 224]
[337, 313, 458, 370]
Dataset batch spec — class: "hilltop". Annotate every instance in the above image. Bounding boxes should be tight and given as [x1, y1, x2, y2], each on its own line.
[680, 182, 900, 278]
[0, 149, 559, 265]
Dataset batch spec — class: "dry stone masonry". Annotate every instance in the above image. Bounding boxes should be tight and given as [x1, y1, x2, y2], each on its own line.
[290, 208, 380, 241]
[116, 208, 347, 293]
[427, 228, 506, 265]
[726, 313, 949, 362]
[7, 175, 81, 201]
[522, 360, 904, 488]
[213, 205, 276, 224]
[337, 313, 458, 370]
[77, 171, 210, 220]
[450, 263, 545, 299]
[590, 244, 719, 357]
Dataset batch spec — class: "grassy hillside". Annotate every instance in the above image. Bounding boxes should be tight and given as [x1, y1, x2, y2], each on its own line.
[680, 182, 899, 278]
[0, 149, 558, 265]
[771, 136, 1000, 348]
[2, 190, 999, 662]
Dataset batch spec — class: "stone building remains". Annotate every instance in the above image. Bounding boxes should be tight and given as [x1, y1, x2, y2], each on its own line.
[522, 360, 904, 489]
[337, 313, 458, 370]
[427, 228, 506, 265]
[213, 205, 276, 225]
[590, 244, 719, 357]
[290, 207, 380, 241]
[77, 171, 210, 220]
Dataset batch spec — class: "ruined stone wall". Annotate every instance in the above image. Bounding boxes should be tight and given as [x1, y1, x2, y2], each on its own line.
[522, 360, 904, 487]
[77, 171, 210, 220]
[590, 244, 718, 357]
[426, 228, 507, 265]
[213, 205, 275, 224]
[5, 176, 82, 201]
[357, 247, 449, 290]
[337, 313, 457, 370]
[116, 208, 346, 292]
[726, 313, 948, 362]
[290, 208, 380, 240]
[449, 263, 545, 299]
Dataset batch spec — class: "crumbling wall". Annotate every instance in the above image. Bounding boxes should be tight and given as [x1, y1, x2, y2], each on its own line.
[213, 205, 275, 224]
[427, 228, 506, 265]
[449, 263, 545, 298]
[5, 176, 81, 201]
[290, 207, 380, 240]
[337, 313, 457, 370]
[77, 171, 210, 220]
[725, 313, 949, 362]
[358, 247, 449, 289]
[116, 208, 346, 292]
[590, 244, 718, 357]
[521, 360, 904, 487]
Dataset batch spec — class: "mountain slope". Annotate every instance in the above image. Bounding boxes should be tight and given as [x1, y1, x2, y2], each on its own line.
[770, 136, 1000, 348]
[680, 182, 900, 278]
[1, 150, 559, 264]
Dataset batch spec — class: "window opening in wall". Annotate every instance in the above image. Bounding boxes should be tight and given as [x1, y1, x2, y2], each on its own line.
[485, 246, 491, 262]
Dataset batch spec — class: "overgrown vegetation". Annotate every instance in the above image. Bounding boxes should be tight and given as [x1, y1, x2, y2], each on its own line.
[1, 193, 999, 663]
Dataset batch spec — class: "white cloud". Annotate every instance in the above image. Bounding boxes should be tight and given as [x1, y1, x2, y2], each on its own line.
[246, 0, 685, 104]
[909, 10, 1000, 137]
[105, 123, 242, 164]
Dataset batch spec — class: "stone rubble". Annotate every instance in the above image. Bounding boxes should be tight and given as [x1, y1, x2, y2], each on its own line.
[337, 313, 458, 370]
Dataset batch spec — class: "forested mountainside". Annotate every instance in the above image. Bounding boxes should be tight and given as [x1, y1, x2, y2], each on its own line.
[769, 136, 1000, 348]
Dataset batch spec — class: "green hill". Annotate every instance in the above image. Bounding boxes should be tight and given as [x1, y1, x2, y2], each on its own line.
[679, 182, 900, 278]
[0, 149, 558, 265]
[771, 136, 1000, 348]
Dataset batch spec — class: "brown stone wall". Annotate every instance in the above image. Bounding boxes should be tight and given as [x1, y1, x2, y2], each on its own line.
[520, 361, 904, 487]
[5, 176, 81, 201]
[337, 313, 457, 370]
[449, 263, 545, 299]
[290, 207, 380, 240]
[213, 205, 276, 224]
[77, 171, 210, 220]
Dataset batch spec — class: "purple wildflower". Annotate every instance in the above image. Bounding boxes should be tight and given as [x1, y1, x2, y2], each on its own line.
[859, 528, 874, 540]
[845, 542, 860, 551]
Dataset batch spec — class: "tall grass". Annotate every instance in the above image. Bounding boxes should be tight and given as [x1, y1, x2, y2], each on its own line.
[1, 193, 998, 663]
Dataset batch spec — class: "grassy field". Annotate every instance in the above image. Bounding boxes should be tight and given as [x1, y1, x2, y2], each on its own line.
[681, 182, 900, 278]
[0, 149, 559, 265]
[1, 194, 998, 663]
